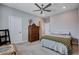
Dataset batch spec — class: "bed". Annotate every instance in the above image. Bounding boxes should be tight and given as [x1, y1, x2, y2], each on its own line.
[41, 34, 72, 55]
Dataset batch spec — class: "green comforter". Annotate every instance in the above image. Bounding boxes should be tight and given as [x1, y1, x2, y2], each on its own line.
[41, 35, 72, 55]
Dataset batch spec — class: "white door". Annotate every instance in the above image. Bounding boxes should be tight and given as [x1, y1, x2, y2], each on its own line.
[9, 16, 22, 43]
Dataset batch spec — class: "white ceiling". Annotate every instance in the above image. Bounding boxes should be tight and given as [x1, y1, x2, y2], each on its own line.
[2, 3, 79, 17]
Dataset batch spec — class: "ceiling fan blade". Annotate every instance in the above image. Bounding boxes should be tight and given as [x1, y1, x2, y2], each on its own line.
[35, 3, 41, 9]
[33, 10, 41, 12]
[43, 3, 52, 10]
[44, 10, 51, 12]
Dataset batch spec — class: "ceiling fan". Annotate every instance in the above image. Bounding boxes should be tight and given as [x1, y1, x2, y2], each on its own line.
[33, 3, 52, 14]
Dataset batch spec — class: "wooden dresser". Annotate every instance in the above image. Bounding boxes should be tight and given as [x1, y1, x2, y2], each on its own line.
[28, 23, 39, 42]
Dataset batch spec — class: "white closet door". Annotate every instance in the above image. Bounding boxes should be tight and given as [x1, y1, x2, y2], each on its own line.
[9, 16, 22, 43]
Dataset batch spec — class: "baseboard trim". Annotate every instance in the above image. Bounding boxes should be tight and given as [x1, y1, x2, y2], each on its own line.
[12, 41, 28, 45]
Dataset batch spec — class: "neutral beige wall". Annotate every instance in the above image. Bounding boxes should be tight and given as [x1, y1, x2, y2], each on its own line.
[50, 9, 78, 38]
[44, 9, 79, 41]
[77, 8, 79, 43]
[34, 17, 45, 38]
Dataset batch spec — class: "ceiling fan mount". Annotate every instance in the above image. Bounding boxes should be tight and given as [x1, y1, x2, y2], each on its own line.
[33, 3, 52, 14]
